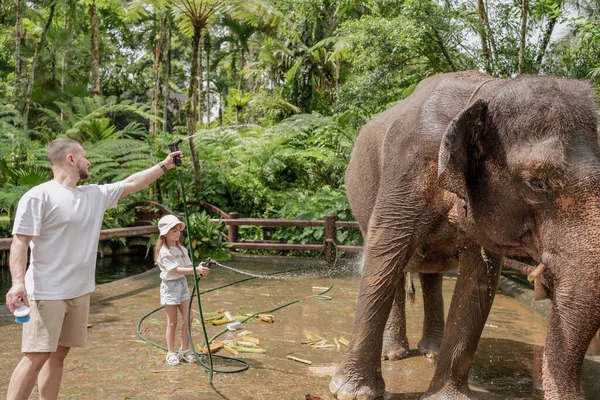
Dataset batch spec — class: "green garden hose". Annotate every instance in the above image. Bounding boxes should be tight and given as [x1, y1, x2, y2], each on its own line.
[136, 266, 331, 372]
[138, 149, 337, 392]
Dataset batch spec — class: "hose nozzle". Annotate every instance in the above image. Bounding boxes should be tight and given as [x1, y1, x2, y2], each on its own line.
[204, 258, 216, 268]
[168, 138, 184, 166]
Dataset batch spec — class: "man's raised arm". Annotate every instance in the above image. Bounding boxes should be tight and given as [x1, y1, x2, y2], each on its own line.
[119, 151, 182, 198]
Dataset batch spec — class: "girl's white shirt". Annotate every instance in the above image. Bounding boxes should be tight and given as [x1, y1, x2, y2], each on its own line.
[157, 245, 192, 281]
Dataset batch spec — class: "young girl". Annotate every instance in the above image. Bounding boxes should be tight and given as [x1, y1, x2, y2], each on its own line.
[155, 214, 210, 365]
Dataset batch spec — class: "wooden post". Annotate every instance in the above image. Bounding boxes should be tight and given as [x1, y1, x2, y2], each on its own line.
[228, 212, 239, 243]
[324, 215, 338, 264]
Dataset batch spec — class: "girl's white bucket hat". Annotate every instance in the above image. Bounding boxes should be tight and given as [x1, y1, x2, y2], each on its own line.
[158, 214, 185, 236]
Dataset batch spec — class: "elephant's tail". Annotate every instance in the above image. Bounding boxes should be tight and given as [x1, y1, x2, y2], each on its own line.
[406, 273, 416, 304]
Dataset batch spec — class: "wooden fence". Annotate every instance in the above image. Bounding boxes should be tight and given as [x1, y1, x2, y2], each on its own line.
[0, 202, 362, 264]
[0, 201, 532, 274]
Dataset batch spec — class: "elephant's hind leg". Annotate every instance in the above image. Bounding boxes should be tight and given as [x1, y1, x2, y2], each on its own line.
[418, 273, 445, 359]
[422, 245, 502, 399]
[382, 273, 411, 360]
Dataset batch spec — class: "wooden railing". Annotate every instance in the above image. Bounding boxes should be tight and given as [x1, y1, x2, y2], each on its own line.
[0, 203, 362, 263]
[0, 201, 533, 273]
[222, 213, 361, 262]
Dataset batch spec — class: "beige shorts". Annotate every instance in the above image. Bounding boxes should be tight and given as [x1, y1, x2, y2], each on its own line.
[22, 293, 91, 353]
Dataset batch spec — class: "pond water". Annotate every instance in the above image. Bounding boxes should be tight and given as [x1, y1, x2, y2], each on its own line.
[0, 250, 155, 305]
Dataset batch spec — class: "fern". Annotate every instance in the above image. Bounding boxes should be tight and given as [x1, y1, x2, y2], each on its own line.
[38, 96, 154, 142]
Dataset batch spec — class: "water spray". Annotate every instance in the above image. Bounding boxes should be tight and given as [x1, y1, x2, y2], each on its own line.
[205, 258, 281, 280]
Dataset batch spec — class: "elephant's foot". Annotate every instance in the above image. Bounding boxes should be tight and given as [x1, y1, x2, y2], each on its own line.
[381, 325, 410, 360]
[417, 335, 442, 359]
[421, 384, 480, 400]
[330, 360, 385, 400]
[382, 337, 410, 360]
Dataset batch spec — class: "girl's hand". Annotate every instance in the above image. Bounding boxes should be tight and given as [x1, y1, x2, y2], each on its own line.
[196, 266, 210, 277]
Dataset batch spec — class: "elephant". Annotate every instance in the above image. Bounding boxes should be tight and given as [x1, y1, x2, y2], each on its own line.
[330, 70, 600, 400]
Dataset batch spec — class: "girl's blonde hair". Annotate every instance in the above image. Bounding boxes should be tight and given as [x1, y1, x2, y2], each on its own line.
[154, 235, 184, 262]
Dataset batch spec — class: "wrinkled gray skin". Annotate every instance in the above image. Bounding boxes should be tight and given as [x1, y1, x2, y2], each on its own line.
[330, 71, 600, 400]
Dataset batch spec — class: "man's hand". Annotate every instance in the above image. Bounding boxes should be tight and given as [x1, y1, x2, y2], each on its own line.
[162, 151, 184, 170]
[6, 283, 28, 313]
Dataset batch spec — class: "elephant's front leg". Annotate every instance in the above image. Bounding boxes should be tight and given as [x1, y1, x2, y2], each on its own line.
[422, 246, 502, 399]
[330, 213, 433, 400]
[330, 251, 399, 399]
[382, 273, 410, 360]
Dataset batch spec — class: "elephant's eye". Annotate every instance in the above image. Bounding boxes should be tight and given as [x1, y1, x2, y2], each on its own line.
[528, 177, 545, 190]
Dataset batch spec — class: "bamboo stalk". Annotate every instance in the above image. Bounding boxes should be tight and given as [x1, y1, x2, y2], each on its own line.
[200, 342, 224, 353]
[235, 340, 258, 348]
[230, 346, 266, 353]
[287, 355, 312, 365]
[148, 370, 180, 373]
[241, 336, 260, 345]
[258, 314, 274, 323]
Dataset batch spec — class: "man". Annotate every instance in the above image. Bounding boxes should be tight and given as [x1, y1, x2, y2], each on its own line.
[5, 138, 183, 400]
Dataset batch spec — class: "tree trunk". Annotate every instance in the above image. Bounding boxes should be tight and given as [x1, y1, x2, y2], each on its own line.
[482, 1, 497, 63]
[90, 0, 101, 97]
[22, 2, 56, 123]
[335, 59, 341, 91]
[150, 12, 169, 136]
[218, 95, 223, 126]
[476, 0, 493, 74]
[13, 0, 24, 107]
[237, 50, 245, 91]
[518, 0, 528, 73]
[196, 32, 204, 127]
[187, 25, 202, 193]
[62, 4, 74, 121]
[535, 11, 560, 71]
[432, 29, 457, 72]
[205, 32, 211, 125]
[162, 22, 172, 133]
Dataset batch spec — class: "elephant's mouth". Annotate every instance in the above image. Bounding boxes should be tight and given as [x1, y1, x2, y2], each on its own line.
[527, 263, 554, 300]
[517, 228, 543, 261]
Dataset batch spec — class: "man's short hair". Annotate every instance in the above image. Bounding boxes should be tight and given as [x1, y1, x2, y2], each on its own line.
[47, 138, 83, 166]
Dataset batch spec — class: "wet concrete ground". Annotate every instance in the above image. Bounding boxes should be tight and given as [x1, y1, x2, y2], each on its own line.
[1, 254, 599, 400]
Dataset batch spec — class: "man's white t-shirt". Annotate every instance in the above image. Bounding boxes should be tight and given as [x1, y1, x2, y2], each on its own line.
[157, 245, 192, 281]
[12, 180, 124, 300]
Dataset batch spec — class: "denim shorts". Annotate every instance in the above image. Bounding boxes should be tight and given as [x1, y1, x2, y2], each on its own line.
[160, 278, 191, 305]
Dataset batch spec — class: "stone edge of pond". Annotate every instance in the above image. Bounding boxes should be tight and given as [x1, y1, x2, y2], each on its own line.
[497, 275, 551, 319]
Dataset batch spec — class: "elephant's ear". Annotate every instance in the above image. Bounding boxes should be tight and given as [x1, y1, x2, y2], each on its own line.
[438, 99, 487, 200]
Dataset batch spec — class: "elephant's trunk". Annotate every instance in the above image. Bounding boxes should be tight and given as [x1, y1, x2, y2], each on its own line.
[542, 267, 600, 399]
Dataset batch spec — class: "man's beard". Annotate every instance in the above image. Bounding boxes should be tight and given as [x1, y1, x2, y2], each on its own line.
[78, 166, 90, 180]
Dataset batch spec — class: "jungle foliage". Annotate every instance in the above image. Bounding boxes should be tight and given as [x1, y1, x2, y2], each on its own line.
[0, 0, 599, 251]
